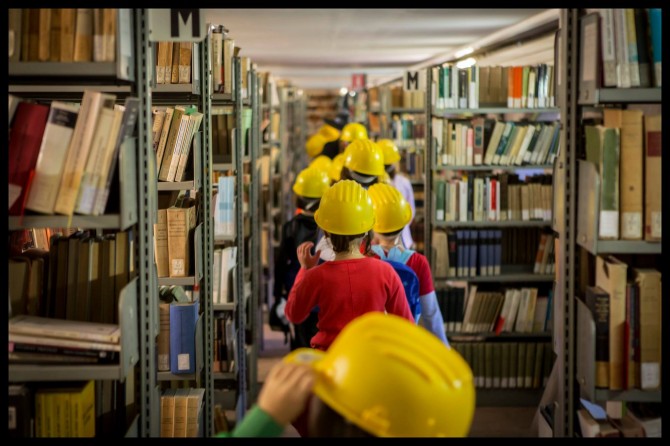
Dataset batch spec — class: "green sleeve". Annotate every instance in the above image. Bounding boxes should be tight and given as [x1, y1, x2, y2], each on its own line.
[213, 405, 285, 438]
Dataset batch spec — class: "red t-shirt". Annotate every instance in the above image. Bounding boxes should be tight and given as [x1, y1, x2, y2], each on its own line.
[285, 257, 414, 351]
[371, 249, 435, 296]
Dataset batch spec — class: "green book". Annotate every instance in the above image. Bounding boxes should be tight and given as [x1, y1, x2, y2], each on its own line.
[492, 122, 516, 165]
[524, 342, 537, 388]
[521, 65, 530, 107]
[517, 342, 526, 388]
[484, 343, 494, 388]
[492, 343, 502, 388]
[600, 126, 620, 239]
[509, 342, 519, 389]
[501, 342, 511, 388]
[532, 341, 545, 389]
[435, 180, 446, 221]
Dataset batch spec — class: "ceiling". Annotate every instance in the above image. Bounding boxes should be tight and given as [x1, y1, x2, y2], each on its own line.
[204, 8, 547, 91]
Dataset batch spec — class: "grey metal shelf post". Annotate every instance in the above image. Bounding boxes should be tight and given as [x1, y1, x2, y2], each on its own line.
[232, 56, 248, 423]
[424, 67, 433, 267]
[554, 8, 580, 438]
[199, 26, 214, 438]
[134, 9, 160, 438]
[249, 68, 261, 404]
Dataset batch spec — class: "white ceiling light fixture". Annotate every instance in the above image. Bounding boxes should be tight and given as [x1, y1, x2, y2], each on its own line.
[454, 47, 474, 58]
[455, 57, 477, 69]
[339, 87, 348, 95]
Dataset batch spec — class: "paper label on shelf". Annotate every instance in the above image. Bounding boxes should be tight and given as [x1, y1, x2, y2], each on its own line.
[171, 259, 185, 276]
[599, 210, 618, 238]
[436, 210, 444, 221]
[651, 212, 662, 239]
[178, 353, 191, 371]
[641, 363, 660, 389]
[158, 354, 169, 371]
[621, 212, 642, 239]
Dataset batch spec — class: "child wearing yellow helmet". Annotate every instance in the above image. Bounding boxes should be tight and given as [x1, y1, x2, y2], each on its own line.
[285, 180, 413, 351]
[271, 167, 331, 350]
[378, 138, 415, 249]
[215, 312, 475, 438]
[367, 183, 449, 346]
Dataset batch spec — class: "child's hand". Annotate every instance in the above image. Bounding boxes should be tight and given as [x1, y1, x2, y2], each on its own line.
[296, 241, 321, 270]
[258, 362, 315, 426]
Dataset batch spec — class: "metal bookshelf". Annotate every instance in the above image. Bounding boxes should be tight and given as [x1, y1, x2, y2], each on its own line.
[7, 9, 151, 438]
[432, 164, 554, 172]
[432, 220, 552, 228]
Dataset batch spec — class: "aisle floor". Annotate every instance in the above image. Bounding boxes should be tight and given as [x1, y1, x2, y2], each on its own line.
[256, 320, 538, 438]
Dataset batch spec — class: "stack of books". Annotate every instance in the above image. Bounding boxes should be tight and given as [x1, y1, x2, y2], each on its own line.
[8, 315, 121, 365]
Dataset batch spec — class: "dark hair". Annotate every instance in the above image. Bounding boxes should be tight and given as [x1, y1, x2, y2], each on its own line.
[340, 167, 378, 188]
[378, 228, 402, 238]
[308, 396, 375, 437]
[385, 163, 396, 180]
[328, 230, 372, 255]
[296, 196, 321, 212]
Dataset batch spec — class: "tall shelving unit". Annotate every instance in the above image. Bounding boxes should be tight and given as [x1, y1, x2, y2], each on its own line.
[209, 47, 261, 424]
[7, 8, 148, 437]
[423, 29, 560, 408]
[551, 8, 663, 438]
[150, 30, 215, 437]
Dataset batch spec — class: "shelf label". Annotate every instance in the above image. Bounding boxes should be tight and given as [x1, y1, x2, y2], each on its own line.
[404, 70, 426, 91]
[148, 9, 206, 42]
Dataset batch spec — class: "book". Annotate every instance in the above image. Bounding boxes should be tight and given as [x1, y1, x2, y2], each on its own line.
[595, 255, 628, 390]
[8, 101, 51, 215]
[158, 302, 170, 372]
[24, 101, 81, 214]
[173, 388, 190, 437]
[73, 8, 93, 61]
[585, 286, 610, 388]
[154, 209, 169, 278]
[634, 268, 661, 390]
[166, 205, 197, 277]
[603, 109, 643, 240]
[186, 388, 205, 437]
[9, 314, 120, 344]
[170, 301, 199, 374]
[161, 388, 176, 437]
[647, 8, 662, 87]
[8, 384, 32, 438]
[585, 125, 620, 239]
[54, 90, 116, 216]
[644, 114, 661, 241]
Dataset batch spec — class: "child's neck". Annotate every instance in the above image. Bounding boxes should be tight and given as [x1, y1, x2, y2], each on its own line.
[379, 237, 401, 251]
[333, 248, 364, 261]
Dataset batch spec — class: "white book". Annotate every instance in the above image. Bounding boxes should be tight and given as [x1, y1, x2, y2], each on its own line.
[9, 314, 120, 344]
[211, 30, 223, 91]
[163, 111, 191, 181]
[212, 249, 222, 304]
[9, 332, 121, 352]
[514, 124, 536, 165]
[25, 101, 80, 214]
[614, 8, 631, 88]
[598, 9, 617, 87]
[527, 69, 536, 108]
[504, 289, 522, 332]
[514, 288, 531, 333]
[54, 90, 116, 216]
[75, 106, 123, 215]
[459, 178, 468, 222]
[175, 112, 203, 182]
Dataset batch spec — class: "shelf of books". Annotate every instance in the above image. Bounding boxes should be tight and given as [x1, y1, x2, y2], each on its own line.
[569, 8, 662, 438]
[7, 8, 152, 438]
[424, 36, 563, 408]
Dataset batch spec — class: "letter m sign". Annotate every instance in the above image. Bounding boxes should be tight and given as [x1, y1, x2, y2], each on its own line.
[403, 70, 425, 92]
[148, 9, 206, 42]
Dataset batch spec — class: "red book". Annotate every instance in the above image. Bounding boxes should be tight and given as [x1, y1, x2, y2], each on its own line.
[8, 102, 50, 215]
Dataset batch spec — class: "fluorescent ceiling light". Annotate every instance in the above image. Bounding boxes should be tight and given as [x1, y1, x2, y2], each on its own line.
[455, 57, 477, 69]
[454, 47, 474, 58]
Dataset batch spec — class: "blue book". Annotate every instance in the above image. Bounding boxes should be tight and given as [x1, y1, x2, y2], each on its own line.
[456, 230, 464, 277]
[486, 230, 495, 276]
[170, 301, 200, 374]
[462, 230, 470, 278]
[648, 8, 662, 87]
[469, 230, 478, 277]
[494, 230, 503, 275]
[478, 229, 488, 276]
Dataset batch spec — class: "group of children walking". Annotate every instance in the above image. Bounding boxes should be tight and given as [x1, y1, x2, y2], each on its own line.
[228, 119, 475, 438]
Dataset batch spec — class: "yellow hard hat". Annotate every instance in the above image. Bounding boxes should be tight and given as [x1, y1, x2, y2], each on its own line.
[340, 122, 368, 142]
[314, 180, 375, 235]
[377, 139, 401, 164]
[319, 124, 340, 143]
[328, 153, 346, 182]
[292, 167, 331, 199]
[367, 183, 412, 234]
[378, 171, 391, 184]
[283, 312, 475, 437]
[309, 155, 332, 173]
[343, 139, 385, 177]
[306, 133, 328, 158]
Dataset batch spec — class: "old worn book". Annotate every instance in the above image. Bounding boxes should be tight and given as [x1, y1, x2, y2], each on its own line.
[178, 42, 192, 84]
[157, 302, 171, 371]
[9, 314, 120, 344]
[161, 389, 176, 437]
[585, 286, 610, 388]
[644, 114, 661, 241]
[59, 9, 76, 62]
[154, 209, 169, 278]
[166, 205, 197, 277]
[635, 268, 661, 390]
[73, 8, 93, 62]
